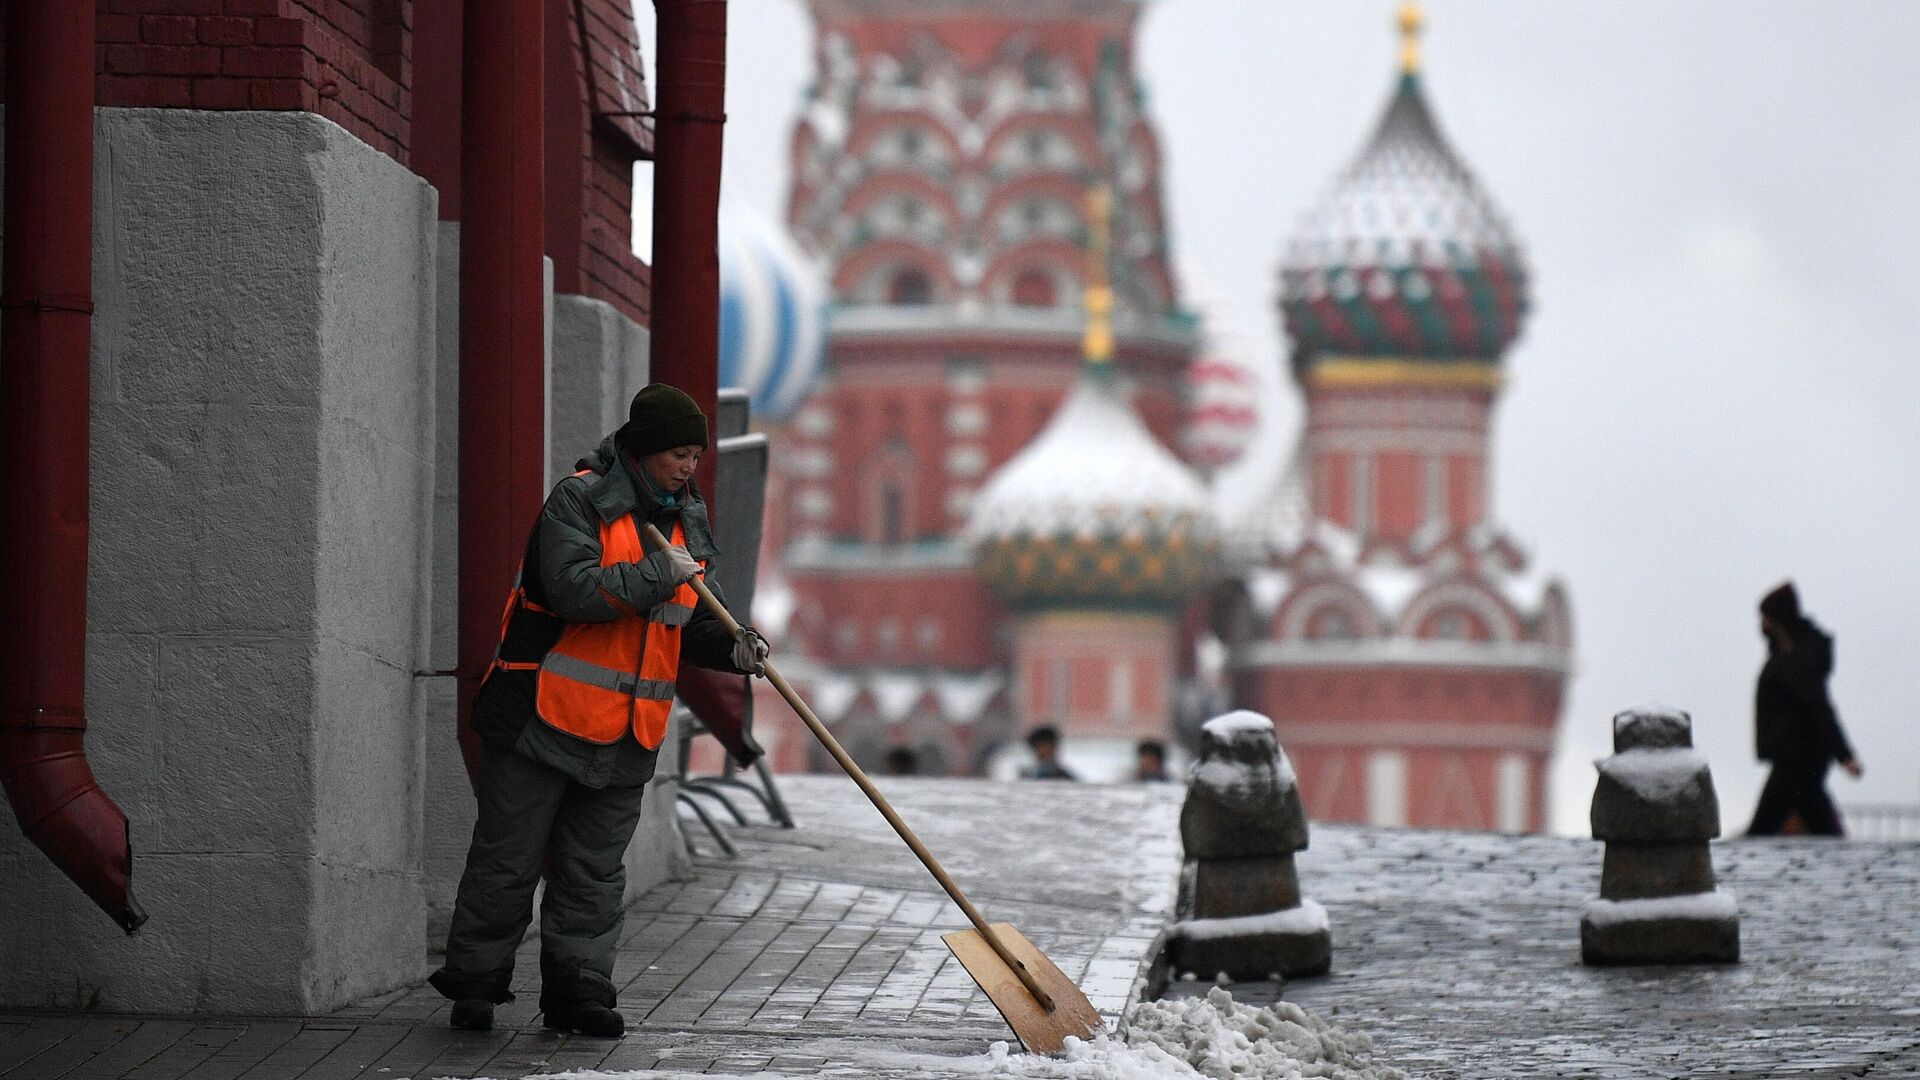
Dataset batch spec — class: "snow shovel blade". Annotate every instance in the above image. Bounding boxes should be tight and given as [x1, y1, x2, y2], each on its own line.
[943, 922, 1105, 1055]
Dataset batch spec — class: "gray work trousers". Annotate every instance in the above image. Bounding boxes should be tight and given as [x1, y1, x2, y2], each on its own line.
[430, 745, 648, 1011]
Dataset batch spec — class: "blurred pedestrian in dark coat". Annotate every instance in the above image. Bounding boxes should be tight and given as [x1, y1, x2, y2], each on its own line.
[1747, 582, 1863, 836]
[1024, 726, 1077, 781]
[1134, 740, 1172, 782]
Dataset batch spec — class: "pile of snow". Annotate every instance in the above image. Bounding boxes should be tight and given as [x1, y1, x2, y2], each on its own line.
[461, 989, 1403, 1080]
[987, 988, 1404, 1080]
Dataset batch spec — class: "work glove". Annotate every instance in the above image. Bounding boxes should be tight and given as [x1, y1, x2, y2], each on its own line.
[732, 626, 770, 676]
[656, 544, 701, 586]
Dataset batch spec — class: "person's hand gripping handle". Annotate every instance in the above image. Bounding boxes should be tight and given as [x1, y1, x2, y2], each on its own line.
[641, 524, 764, 674]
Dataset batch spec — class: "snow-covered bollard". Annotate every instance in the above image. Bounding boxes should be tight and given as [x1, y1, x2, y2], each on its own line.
[1168, 711, 1330, 979]
[1581, 707, 1739, 965]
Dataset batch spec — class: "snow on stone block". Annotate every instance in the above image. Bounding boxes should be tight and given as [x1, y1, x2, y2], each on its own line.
[1597, 748, 1708, 800]
[1169, 900, 1332, 981]
[1581, 890, 1740, 966]
[1582, 889, 1738, 928]
[1590, 749, 1720, 842]
[1201, 709, 1280, 749]
[1181, 711, 1308, 859]
[1612, 706, 1693, 752]
[1172, 898, 1330, 941]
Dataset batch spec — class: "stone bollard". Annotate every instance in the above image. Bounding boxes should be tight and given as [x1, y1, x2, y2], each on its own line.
[1581, 707, 1740, 965]
[1168, 710, 1329, 980]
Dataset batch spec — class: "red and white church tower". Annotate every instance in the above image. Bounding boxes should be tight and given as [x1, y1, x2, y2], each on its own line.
[764, 0, 1197, 774]
[1216, 4, 1573, 831]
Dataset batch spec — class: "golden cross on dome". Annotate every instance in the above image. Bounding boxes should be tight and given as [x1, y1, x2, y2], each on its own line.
[1399, 0, 1424, 76]
[1082, 185, 1114, 366]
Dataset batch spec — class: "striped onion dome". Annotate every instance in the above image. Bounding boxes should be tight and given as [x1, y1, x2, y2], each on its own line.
[1278, 72, 1528, 367]
[719, 202, 829, 420]
[966, 369, 1220, 611]
[1183, 353, 1259, 473]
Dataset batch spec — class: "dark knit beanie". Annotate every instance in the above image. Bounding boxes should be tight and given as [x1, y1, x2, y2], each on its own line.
[620, 383, 709, 456]
[1758, 581, 1800, 622]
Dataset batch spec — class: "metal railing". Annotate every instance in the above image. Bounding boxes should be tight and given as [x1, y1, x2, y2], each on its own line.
[1842, 803, 1920, 841]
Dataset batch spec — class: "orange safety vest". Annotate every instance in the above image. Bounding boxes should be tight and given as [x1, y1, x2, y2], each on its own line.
[489, 475, 704, 750]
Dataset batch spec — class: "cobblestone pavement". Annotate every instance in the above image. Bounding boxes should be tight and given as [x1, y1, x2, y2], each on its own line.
[4, 776, 1917, 1078]
[0, 777, 1183, 1079]
[1170, 827, 1920, 1079]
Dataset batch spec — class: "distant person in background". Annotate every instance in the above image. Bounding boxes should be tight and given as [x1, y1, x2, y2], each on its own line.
[1024, 726, 1077, 781]
[884, 746, 918, 776]
[1134, 740, 1172, 782]
[1747, 581, 1863, 836]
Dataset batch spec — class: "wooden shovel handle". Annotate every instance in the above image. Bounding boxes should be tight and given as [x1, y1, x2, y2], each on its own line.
[642, 523, 1056, 1013]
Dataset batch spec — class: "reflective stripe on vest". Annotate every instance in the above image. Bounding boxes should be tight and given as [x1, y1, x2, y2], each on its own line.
[530, 493, 705, 749]
[538, 653, 677, 701]
[647, 600, 696, 627]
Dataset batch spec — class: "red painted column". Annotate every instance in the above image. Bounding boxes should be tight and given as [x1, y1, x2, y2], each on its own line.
[456, 0, 547, 780]
[0, 1, 146, 932]
[648, 0, 728, 512]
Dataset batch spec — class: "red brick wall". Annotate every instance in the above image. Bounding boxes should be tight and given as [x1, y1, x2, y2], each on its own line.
[2, 2, 653, 327]
[580, 134, 650, 324]
[1240, 664, 1563, 831]
[85, 1, 411, 162]
[788, 571, 1003, 670]
[546, 0, 652, 325]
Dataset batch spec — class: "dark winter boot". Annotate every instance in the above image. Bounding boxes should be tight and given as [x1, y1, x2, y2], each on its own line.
[542, 1002, 625, 1037]
[449, 998, 494, 1032]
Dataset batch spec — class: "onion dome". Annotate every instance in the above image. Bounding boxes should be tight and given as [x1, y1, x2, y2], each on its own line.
[970, 187, 1219, 610]
[1183, 353, 1259, 474]
[968, 368, 1219, 610]
[719, 202, 829, 420]
[1176, 257, 1261, 473]
[1278, 3, 1527, 369]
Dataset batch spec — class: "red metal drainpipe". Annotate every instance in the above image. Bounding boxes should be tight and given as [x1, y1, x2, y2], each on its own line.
[455, 0, 547, 782]
[0, 2, 147, 933]
[410, 0, 464, 221]
[647, 0, 728, 516]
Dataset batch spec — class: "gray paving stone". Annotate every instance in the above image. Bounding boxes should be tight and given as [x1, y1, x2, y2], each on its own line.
[8, 778, 1916, 1078]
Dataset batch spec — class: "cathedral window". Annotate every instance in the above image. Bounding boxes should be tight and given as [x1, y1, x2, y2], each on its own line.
[1011, 269, 1057, 308]
[888, 267, 933, 305]
[880, 482, 904, 544]
[1306, 606, 1359, 641]
[1024, 52, 1055, 91]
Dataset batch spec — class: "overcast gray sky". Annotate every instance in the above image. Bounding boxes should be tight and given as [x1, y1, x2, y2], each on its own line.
[710, 0, 1920, 833]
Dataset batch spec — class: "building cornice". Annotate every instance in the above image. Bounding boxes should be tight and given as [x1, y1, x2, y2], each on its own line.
[830, 303, 1198, 352]
[1270, 719, 1558, 753]
[1303, 357, 1503, 392]
[784, 536, 976, 575]
[1233, 637, 1572, 676]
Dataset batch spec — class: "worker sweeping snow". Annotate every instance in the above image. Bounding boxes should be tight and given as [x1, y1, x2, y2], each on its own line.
[428, 383, 769, 1037]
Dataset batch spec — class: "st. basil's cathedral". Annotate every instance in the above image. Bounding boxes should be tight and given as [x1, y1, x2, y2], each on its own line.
[723, 0, 1571, 833]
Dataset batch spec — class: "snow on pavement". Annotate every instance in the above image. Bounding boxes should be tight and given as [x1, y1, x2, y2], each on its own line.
[451, 988, 1406, 1080]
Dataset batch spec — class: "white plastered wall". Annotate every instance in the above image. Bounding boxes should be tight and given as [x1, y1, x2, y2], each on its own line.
[0, 108, 437, 1013]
